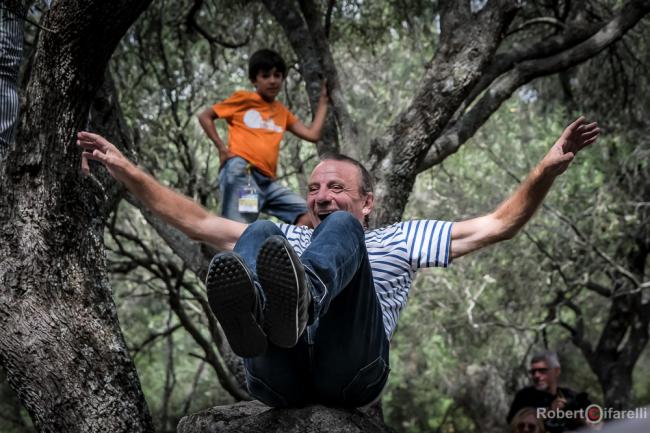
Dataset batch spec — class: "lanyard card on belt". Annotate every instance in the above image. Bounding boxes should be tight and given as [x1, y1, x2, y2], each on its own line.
[238, 164, 259, 214]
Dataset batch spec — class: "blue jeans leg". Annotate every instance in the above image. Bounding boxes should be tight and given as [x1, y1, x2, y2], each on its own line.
[300, 211, 390, 407]
[218, 157, 260, 223]
[251, 169, 307, 225]
[234, 220, 311, 407]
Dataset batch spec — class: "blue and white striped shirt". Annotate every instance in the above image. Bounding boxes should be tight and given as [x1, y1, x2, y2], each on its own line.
[277, 220, 453, 339]
[0, 6, 24, 149]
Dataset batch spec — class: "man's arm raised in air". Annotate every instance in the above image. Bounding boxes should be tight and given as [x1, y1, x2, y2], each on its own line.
[450, 117, 600, 259]
[77, 132, 246, 251]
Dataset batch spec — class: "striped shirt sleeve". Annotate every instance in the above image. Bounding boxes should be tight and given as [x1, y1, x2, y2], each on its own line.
[400, 220, 453, 270]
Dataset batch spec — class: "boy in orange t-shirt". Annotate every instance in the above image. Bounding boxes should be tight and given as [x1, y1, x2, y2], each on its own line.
[198, 49, 328, 226]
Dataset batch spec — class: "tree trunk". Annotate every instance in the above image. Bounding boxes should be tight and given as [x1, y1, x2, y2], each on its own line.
[601, 365, 634, 410]
[0, 1, 153, 432]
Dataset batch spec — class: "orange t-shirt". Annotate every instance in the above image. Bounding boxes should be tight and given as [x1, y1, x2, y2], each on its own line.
[213, 90, 298, 178]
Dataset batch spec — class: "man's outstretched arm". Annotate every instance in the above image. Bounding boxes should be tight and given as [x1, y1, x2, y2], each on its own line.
[450, 117, 600, 259]
[77, 132, 246, 251]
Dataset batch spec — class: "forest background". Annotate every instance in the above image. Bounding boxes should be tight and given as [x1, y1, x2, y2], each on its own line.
[0, 1, 649, 432]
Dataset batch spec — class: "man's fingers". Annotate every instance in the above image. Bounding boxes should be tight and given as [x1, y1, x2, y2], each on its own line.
[563, 116, 586, 137]
[580, 135, 599, 149]
[580, 128, 600, 141]
[83, 149, 107, 164]
[81, 152, 90, 175]
[77, 131, 110, 152]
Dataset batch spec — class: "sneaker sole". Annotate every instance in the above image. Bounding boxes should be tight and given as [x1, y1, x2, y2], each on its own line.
[257, 237, 303, 348]
[206, 253, 267, 357]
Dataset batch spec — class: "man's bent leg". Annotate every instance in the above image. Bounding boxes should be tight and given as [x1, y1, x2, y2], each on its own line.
[205, 252, 267, 357]
[300, 211, 390, 407]
[234, 221, 312, 406]
[299, 211, 369, 318]
[311, 257, 389, 407]
[243, 343, 312, 407]
[233, 219, 284, 274]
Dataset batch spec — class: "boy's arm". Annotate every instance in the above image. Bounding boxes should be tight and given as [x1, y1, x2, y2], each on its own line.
[287, 81, 329, 143]
[197, 107, 233, 166]
[77, 132, 246, 251]
[449, 117, 600, 259]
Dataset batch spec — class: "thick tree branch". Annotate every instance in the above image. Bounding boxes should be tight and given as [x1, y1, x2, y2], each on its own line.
[297, 0, 360, 157]
[261, 0, 347, 155]
[369, 0, 517, 225]
[418, 0, 650, 173]
[186, 0, 253, 48]
[585, 280, 614, 298]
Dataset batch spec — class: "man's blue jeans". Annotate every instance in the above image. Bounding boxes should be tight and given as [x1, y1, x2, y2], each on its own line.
[233, 211, 390, 407]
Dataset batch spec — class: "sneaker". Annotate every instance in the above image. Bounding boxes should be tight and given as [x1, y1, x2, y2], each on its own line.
[256, 236, 312, 348]
[205, 252, 267, 357]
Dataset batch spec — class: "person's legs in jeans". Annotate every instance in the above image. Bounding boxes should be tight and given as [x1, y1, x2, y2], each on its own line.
[251, 169, 308, 225]
[234, 221, 312, 407]
[298, 211, 390, 407]
[253, 211, 389, 407]
[0, 7, 24, 151]
[218, 156, 260, 223]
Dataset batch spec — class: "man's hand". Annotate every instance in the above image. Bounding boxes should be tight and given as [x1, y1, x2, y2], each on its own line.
[551, 396, 568, 411]
[77, 131, 131, 181]
[540, 117, 600, 177]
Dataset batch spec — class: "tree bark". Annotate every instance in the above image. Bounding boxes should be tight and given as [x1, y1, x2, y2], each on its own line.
[0, 1, 154, 432]
[369, 0, 517, 225]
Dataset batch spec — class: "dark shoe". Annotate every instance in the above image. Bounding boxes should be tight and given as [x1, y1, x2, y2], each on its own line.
[256, 236, 312, 348]
[205, 252, 267, 357]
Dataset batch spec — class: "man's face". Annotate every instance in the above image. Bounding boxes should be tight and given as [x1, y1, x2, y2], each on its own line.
[252, 67, 284, 102]
[529, 360, 560, 392]
[307, 160, 374, 228]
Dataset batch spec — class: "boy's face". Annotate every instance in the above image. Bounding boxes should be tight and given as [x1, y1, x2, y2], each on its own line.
[252, 67, 284, 102]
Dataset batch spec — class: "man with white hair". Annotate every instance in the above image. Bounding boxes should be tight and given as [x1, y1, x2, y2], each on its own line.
[507, 351, 590, 432]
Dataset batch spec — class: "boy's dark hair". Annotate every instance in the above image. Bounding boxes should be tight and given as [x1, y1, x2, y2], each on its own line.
[248, 49, 287, 81]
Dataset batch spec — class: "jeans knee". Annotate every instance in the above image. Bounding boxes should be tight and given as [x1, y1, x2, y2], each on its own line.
[323, 211, 364, 237]
[244, 220, 282, 238]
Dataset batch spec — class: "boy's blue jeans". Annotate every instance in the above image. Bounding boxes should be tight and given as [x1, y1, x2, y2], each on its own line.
[219, 156, 307, 224]
[233, 211, 390, 408]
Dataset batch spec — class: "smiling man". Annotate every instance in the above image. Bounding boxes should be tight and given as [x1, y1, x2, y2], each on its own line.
[507, 351, 591, 433]
[78, 117, 599, 408]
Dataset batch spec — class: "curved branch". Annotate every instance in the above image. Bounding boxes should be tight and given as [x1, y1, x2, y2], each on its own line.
[131, 324, 182, 358]
[506, 17, 567, 36]
[298, 0, 360, 157]
[185, 0, 253, 48]
[585, 280, 614, 298]
[261, 0, 354, 155]
[418, 0, 650, 172]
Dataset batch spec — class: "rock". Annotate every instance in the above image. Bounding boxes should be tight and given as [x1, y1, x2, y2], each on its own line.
[177, 401, 397, 433]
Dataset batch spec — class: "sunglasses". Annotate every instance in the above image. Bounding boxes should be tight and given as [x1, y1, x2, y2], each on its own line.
[529, 368, 550, 375]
